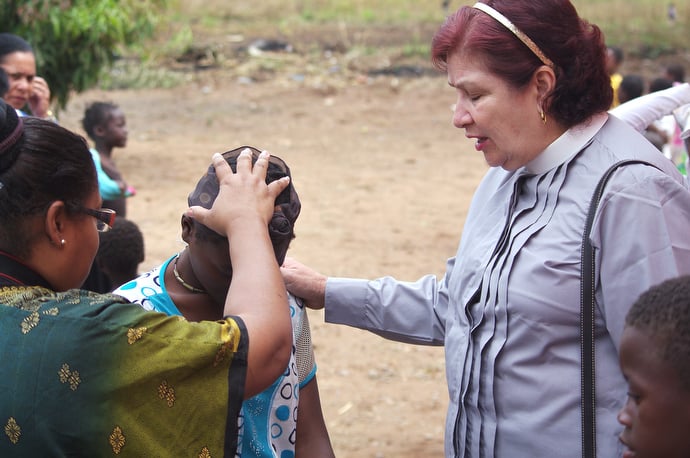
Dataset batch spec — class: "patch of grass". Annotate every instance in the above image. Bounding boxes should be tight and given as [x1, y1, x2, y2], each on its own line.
[400, 43, 431, 59]
[106, 0, 688, 92]
[98, 58, 190, 90]
[574, 0, 688, 51]
[163, 0, 687, 51]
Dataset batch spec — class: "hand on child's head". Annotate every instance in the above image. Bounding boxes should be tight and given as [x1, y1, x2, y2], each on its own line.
[186, 150, 289, 237]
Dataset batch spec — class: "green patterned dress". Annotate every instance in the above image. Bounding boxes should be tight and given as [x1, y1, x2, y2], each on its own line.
[0, 252, 247, 457]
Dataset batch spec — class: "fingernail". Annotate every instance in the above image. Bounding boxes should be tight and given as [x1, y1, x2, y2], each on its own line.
[259, 150, 269, 158]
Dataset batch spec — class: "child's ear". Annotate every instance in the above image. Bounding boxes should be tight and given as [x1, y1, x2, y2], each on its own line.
[93, 124, 107, 137]
[181, 215, 193, 244]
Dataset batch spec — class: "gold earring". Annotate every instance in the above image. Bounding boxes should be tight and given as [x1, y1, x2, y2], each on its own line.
[540, 110, 546, 125]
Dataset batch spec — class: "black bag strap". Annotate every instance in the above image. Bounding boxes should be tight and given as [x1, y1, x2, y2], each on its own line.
[580, 159, 658, 458]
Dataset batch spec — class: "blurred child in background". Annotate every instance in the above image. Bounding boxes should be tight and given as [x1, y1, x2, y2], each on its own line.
[82, 101, 135, 217]
[82, 216, 145, 293]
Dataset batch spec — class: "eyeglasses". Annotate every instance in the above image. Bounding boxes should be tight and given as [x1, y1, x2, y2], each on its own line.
[80, 207, 116, 232]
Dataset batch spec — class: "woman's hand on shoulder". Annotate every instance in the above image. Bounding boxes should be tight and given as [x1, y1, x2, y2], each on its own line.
[281, 257, 327, 309]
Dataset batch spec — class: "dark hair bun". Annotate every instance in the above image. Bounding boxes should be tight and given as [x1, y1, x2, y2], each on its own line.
[0, 99, 23, 171]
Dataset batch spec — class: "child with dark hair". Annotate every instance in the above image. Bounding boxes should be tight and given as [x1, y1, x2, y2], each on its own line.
[81, 216, 145, 293]
[81, 101, 135, 217]
[666, 63, 686, 85]
[618, 275, 690, 458]
[115, 147, 334, 458]
[618, 74, 645, 104]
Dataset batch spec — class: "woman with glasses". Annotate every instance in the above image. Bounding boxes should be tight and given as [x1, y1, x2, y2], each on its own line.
[0, 99, 293, 456]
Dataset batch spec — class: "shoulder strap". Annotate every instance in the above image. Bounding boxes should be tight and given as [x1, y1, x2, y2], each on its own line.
[580, 159, 659, 458]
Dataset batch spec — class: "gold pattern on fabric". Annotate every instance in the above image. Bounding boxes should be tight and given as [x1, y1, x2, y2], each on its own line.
[58, 363, 81, 391]
[20, 311, 39, 334]
[4, 417, 20, 444]
[86, 290, 109, 306]
[213, 341, 232, 367]
[42, 307, 59, 316]
[127, 327, 147, 344]
[198, 446, 212, 458]
[109, 426, 125, 454]
[0, 286, 110, 311]
[57, 290, 83, 305]
[0, 285, 52, 309]
[157, 381, 176, 407]
[219, 318, 242, 352]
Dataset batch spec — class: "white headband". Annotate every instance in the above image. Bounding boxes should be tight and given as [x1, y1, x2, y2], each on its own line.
[473, 2, 555, 68]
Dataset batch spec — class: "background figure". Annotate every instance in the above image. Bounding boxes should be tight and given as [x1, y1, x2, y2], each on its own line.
[663, 63, 688, 168]
[610, 82, 690, 173]
[281, 2, 690, 456]
[618, 74, 645, 105]
[0, 99, 293, 455]
[0, 33, 53, 119]
[0, 67, 8, 98]
[667, 3, 677, 23]
[82, 101, 135, 217]
[606, 45, 625, 108]
[114, 146, 335, 458]
[618, 276, 690, 458]
[645, 77, 681, 159]
[81, 216, 145, 293]
[665, 63, 685, 85]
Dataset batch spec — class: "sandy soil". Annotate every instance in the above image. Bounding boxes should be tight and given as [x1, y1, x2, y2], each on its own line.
[54, 34, 690, 455]
[55, 67, 483, 457]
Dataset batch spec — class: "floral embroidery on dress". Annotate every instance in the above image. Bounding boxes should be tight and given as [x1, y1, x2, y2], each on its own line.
[4, 417, 20, 444]
[86, 290, 109, 306]
[198, 446, 212, 458]
[0, 286, 52, 309]
[157, 381, 176, 407]
[20, 311, 39, 334]
[127, 327, 147, 344]
[109, 426, 125, 454]
[58, 363, 81, 391]
[55, 290, 82, 305]
[42, 307, 59, 316]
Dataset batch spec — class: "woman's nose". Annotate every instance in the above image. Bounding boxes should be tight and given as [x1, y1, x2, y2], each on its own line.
[452, 103, 472, 128]
[16, 77, 30, 91]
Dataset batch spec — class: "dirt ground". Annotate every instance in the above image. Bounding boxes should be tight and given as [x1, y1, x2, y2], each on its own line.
[54, 28, 690, 456]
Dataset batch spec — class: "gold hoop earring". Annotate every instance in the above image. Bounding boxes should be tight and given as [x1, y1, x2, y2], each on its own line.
[540, 110, 546, 125]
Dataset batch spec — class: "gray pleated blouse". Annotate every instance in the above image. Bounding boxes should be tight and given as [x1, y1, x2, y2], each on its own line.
[325, 113, 690, 457]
